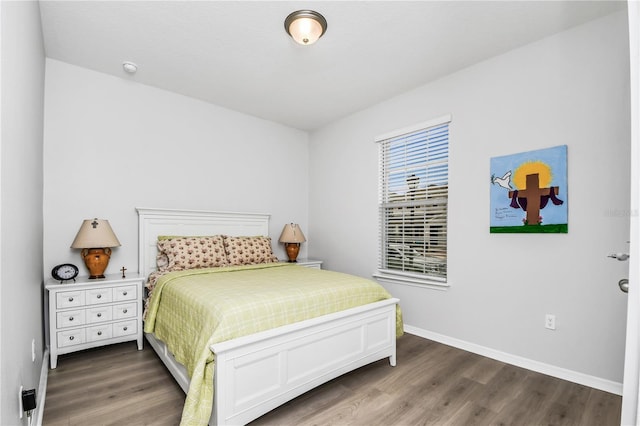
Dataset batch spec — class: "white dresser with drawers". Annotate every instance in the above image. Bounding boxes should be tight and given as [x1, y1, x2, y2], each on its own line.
[46, 273, 144, 368]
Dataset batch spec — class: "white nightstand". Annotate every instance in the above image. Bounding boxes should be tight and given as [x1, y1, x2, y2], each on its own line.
[45, 273, 144, 369]
[292, 259, 323, 269]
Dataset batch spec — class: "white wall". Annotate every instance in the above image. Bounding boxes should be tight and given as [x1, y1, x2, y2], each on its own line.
[1, 1, 46, 424]
[309, 11, 630, 386]
[43, 60, 309, 277]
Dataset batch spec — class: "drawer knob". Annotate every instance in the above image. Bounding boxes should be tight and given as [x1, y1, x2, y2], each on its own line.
[123, 291, 128, 296]
[123, 327, 128, 331]
[68, 297, 74, 302]
[123, 309, 128, 314]
[69, 316, 74, 321]
[97, 331, 102, 336]
[97, 313, 102, 317]
[69, 336, 74, 341]
[97, 294, 102, 299]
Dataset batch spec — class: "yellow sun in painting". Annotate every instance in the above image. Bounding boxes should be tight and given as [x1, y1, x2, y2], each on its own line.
[513, 160, 553, 189]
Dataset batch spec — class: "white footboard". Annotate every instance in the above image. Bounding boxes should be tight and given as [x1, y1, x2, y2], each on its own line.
[211, 298, 398, 426]
[146, 298, 398, 426]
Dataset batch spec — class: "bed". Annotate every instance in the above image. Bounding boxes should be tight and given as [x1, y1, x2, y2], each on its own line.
[137, 207, 401, 426]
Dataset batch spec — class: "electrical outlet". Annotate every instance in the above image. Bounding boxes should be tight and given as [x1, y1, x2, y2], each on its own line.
[18, 386, 23, 419]
[545, 314, 556, 330]
[31, 339, 35, 362]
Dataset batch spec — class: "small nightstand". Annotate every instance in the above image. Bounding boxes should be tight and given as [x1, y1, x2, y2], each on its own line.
[292, 259, 323, 269]
[45, 273, 144, 369]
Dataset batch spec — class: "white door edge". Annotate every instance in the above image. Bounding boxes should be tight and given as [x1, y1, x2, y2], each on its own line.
[621, 3, 640, 425]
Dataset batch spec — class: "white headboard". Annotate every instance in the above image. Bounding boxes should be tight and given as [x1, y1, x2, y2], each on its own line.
[136, 207, 271, 278]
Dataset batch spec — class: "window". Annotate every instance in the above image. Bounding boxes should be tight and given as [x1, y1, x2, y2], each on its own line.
[376, 115, 451, 286]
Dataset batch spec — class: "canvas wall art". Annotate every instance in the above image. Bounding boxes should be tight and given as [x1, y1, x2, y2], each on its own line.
[490, 145, 568, 233]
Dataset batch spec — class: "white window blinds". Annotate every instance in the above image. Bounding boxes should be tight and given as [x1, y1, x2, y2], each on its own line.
[377, 116, 450, 283]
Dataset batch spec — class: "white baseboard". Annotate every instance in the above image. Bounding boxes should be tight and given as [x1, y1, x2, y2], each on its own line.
[33, 347, 49, 426]
[404, 325, 623, 396]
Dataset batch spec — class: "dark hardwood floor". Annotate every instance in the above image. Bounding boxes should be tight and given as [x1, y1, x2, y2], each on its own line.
[43, 333, 621, 425]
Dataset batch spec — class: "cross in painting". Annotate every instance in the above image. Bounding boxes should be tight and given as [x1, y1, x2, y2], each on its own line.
[508, 173, 560, 225]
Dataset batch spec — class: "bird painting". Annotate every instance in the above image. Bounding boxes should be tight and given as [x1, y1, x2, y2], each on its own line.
[491, 170, 512, 190]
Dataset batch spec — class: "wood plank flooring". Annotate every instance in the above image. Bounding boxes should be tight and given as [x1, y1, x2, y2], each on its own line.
[43, 333, 621, 425]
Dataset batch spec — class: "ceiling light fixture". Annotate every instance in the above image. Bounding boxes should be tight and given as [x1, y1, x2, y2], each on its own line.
[122, 61, 138, 74]
[284, 10, 327, 45]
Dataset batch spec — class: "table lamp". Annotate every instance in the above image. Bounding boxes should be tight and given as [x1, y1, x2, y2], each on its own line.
[71, 218, 121, 279]
[279, 223, 306, 262]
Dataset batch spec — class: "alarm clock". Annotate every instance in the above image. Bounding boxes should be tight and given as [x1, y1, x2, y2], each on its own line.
[51, 263, 79, 283]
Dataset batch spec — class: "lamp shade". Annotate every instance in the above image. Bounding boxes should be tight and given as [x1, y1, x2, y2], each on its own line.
[279, 223, 306, 243]
[284, 10, 327, 45]
[70, 219, 121, 249]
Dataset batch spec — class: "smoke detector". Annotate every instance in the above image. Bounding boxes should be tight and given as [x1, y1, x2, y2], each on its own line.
[122, 61, 138, 74]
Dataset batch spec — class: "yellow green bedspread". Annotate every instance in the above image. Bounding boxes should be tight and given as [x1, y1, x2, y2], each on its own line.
[144, 262, 403, 426]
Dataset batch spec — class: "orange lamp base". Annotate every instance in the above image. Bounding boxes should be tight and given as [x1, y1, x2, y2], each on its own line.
[81, 247, 112, 279]
[284, 243, 300, 262]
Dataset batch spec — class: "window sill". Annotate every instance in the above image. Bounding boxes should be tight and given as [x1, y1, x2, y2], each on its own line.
[373, 271, 449, 291]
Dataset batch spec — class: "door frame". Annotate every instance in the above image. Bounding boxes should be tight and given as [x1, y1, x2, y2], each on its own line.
[621, 2, 640, 424]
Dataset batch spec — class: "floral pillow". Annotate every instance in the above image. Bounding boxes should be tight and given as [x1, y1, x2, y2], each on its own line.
[223, 236, 279, 266]
[157, 236, 228, 271]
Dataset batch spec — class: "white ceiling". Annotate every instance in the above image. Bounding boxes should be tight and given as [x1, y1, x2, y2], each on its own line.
[39, 1, 625, 131]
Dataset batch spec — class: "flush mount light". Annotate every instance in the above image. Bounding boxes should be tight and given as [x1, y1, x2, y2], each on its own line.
[122, 61, 138, 73]
[284, 10, 327, 45]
